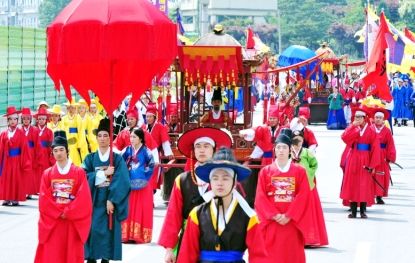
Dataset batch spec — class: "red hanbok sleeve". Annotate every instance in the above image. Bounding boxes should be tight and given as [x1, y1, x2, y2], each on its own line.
[113, 130, 129, 151]
[246, 216, 268, 263]
[368, 129, 381, 171]
[341, 125, 361, 147]
[176, 208, 200, 263]
[19, 131, 32, 172]
[385, 131, 397, 162]
[304, 128, 318, 147]
[144, 130, 158, 151]
[33, 128, 43, 169]
[158, 176, 185, 248]
[254, 166, 281, 227]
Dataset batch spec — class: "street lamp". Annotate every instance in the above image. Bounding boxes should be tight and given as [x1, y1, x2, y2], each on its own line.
[199, 0, 209, 37]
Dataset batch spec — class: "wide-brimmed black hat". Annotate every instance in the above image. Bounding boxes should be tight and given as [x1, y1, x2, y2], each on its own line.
[52, 130, 68, 149]
[95, 118, 110, 135]
[195, 146, 251, 183]
[211, 87, 222, 102]
[275, 128, 292, 146]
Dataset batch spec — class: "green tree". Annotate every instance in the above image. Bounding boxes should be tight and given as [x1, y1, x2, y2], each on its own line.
[398, 0, 415, 31]
[38, 0, 71, 28]
[377, 1, 391, 19]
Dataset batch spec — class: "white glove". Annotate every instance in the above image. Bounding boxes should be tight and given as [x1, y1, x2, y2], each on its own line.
[352, 97, 356, 104]
[308, 97, 312, 103]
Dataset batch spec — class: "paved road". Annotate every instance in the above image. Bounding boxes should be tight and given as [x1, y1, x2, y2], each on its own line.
[1, 112, 414, 263]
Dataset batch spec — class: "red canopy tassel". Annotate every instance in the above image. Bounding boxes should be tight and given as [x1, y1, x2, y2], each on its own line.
[263, 96, 268, 124]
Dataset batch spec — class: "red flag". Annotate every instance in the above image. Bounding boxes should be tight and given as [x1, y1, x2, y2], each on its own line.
[246, 27, 255, 49]
[404, 28, 415, 43]
[363, 13, 392, 102]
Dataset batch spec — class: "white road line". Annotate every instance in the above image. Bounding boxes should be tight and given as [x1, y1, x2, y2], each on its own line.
[353, 242, 371, 263]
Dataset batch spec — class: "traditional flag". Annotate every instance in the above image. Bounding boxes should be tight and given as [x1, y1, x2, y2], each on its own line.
[246, 27, 255, 49]
[404, 28, 415, 43]
[365, 7, 379, 62]
[364, 13, 392, 101]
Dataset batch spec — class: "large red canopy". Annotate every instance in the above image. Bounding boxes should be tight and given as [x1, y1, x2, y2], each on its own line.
[47, 0, 177, 112]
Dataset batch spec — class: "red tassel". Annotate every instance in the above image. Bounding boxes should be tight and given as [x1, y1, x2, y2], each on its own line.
[263, 98, 268, 124]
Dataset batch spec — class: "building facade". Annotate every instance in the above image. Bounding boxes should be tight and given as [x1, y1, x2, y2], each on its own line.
[0, 0, 43, 28]
[180, 0, 278, 34]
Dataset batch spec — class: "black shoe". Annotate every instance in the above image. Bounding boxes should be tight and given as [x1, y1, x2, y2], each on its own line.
[86, 259, 97, 263]
[2, 201, 8, 206]
[360, 213, 368, 218]
[101, 259, 110, 263]
[376, 196, 385, 204]
[26, 195, 33, 200]
[398, 123, 401, 127]
[404, 120, 408, 126]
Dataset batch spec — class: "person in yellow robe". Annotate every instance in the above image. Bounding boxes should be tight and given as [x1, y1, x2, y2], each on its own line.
[47, 105, 66, 133]
[78, 99, 94, 160]
[88, 99, 103, 153]
[62, 98, 85, 166]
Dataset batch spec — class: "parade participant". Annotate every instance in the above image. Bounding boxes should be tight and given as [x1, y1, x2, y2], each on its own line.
[82, 119, 131, 263]
[200, 87, 230, 125]
[351, 84, 365, 109]
[296, 87, 312, 117]
[296, 107, 318, 153]
[34, 108, 55, 190]
[62, 98, 85, 166]
[392, 78, 406, 127]
[340, 85, 356, 124]
[410, 89, 415, 127]
[327, 86, 347, 130]
[37, 101, 50, 110]
[158, 127, 232, 263]
[165, 103, 181, 133]
[19, 108, 42, 199]
[113, 103, 127, 139]
[78, 99, 94, 159]
[47, 105, 65, 133]
[178, 147, 267, 263]
[290, 130, 328, 247]
[239, 104, 285, 165]
[121, 128, 155, 243]
[403, 77, 414, 125]
[370, 107, 396, 204]
[255, 128, 311, 263]
[88, 99, 103, 152]
[340, 104, 381, 218]
[34, 131, 92, 263]
[141, 102, 174, 190]
[0, 107, 31, 206]
[136, 92, 150, 125]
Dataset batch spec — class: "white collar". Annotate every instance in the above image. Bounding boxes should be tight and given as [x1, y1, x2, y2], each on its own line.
[57, 159, 72, 174]
[375, 124, 384, 133]
[292, 147, 302, 156]
[275, 159, 292, 172]
[133, 144, 143, 155]
[210, 195, 237, 232]
[212, 109, 222, 119]
[360, 123, 368, 136]
[8, 127, 17, 139]
[98, 147, 110, 162]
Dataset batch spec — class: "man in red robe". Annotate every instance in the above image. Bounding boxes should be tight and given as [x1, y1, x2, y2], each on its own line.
[340, 104, 381, 218]
[239, 105, 286, 165]
[178, 147, 267, 263]
[141, 102, 174, 189]
[201, 88, 230, 126]
[165, 103, 181, 133]
[158, 127, 232, 263]
[296, 107, 318, 153]
[35, 131, 92, 263]
[370, 106, 396, 204]
[0, 106, 31, 206]
[20, 108, 43, 198]
[255, 128, 311, 263]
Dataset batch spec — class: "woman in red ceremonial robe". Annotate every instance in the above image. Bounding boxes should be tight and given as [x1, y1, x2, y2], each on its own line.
[0, 107, 31, 206]
[340, 104, 381, 218]
[20, 108, 43, 198]
[121, 128, 155, 244]
[35, 132, 92, 263]
[141, 102, 174, 189]
[291, 130, 328, 247]
[35, 108, 55, 193]
[255, 128, 311, 263]
[370, 107, 396, 204]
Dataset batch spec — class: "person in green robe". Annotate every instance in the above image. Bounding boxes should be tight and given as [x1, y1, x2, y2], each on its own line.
[290, 129, 328, 247]
[82, 119, 131, 263]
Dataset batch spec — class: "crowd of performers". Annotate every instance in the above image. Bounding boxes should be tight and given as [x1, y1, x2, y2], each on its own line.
[326, 71, 415, 130]
[0, 77, 398, 263]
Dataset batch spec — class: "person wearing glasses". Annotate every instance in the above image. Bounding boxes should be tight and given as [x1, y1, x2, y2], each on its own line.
[339, 104, 381, 219]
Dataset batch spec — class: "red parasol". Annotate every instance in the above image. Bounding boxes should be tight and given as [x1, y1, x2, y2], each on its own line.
[47, 0, 177, 229]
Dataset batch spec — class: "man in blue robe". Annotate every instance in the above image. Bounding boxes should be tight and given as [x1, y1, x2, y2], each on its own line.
[82, 119, 131, 263]
[392, 78, 407, 127]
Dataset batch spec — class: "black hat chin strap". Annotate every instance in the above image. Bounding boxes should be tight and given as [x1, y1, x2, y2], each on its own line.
[212, 178, 235, 251]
